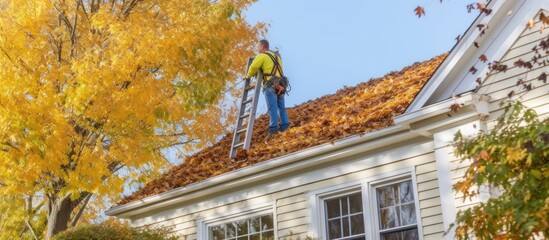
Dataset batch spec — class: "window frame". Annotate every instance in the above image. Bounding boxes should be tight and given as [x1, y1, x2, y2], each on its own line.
[364, 168, 424, 240]
[308, 167, 424, 240]
[309, 179, 364, 240]
[197, 202, 277, 240]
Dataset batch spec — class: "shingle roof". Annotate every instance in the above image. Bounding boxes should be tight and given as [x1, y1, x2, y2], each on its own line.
[119, 54, 447, 205]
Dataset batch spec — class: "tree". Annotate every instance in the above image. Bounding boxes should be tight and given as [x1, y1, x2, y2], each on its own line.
[452, 102, 549, 239]
[0, 0, 263, 238]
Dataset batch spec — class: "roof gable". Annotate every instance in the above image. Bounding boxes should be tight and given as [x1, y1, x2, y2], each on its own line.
[406, 0, 549, 113]
[119, 54, 446, 205]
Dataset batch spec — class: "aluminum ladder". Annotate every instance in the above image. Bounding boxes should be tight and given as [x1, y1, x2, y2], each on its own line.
[229, 57, 263, 159]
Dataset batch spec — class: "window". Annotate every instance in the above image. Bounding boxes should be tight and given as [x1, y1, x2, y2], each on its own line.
[209, 214, 275, 240]
[310, 170, 422, 240]
[324, 192, 366, 240]
[198, 203, 276, 240]
[374, 180, 419, 240]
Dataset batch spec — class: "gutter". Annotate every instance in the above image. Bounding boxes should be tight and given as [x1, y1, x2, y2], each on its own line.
[106, 124, 413, 218]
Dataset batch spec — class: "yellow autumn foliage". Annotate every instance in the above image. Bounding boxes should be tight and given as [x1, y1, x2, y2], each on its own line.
[0, 0, 263, 238]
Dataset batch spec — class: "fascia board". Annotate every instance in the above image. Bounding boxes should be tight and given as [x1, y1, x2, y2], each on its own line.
[395, 92, 474, 126]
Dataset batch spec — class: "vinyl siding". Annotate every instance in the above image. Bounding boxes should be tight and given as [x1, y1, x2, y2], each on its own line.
[129, 141, 443, 240]
[448, 9, 549, 231]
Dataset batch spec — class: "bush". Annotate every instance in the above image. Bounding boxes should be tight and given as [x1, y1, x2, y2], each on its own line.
[53, 222, 179, 240]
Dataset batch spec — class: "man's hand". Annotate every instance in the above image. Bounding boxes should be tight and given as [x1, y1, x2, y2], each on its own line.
[243, 77, 250, 81]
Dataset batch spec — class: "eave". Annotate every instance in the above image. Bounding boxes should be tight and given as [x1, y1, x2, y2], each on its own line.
[106, 124, 416, 218]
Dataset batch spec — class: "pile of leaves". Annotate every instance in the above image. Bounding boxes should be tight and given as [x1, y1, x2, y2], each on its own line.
[120, 54, 447, 205]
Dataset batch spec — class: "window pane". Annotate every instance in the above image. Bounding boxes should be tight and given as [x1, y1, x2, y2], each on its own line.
[250, 217, 260, 233]
[381, 232, 400, 240]
[393, 185, 400, 205]
[328, 219, 342, 239]
[227, 223, 236, 238]
[260, 215, 274, 231]
[326, 198, 341, 218]
[349, 237, 367, 240]
[400, 203, 417, 226]
[236, 220, 247, 236]
[237, 237, 247, 240]
[402, 228, 419, 240]
[250, 233, 260, 240]
[349, 193, 363, 213]
[350, 214, 365, 235]
[399, 181, 414, 203]
[342, 217, 350, 237]
[262, 230, 274, 240]
[379, 207, 397, 229]
[211, 226, 225, 240]
[377, 186, 395, 208]
[342, 197, 349, 216]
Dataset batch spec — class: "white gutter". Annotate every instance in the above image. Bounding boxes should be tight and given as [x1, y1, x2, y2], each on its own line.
[106, 124, 415, 218]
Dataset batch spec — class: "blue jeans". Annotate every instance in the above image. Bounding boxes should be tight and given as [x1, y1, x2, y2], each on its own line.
[264, 87, 289, 133]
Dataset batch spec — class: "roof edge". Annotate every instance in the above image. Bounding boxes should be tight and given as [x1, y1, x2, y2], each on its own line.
[106, 124, 412, 218]
[395, 92, 475, 126]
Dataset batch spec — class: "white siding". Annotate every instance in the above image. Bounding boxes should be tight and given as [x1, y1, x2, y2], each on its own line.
[478, 10, 549, 115]
[445, 9, 549, 238]
[129, 141, 443, 240]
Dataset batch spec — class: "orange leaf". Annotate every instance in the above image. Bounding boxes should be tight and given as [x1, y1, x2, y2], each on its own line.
[414, 6, 425, 18]
[479, 54, 488, 63]
[527, 19, 535, 29]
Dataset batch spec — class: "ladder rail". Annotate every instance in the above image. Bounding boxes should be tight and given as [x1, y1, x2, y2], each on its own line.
[229, 57, 263, 158]
[243, 71, 263, 150]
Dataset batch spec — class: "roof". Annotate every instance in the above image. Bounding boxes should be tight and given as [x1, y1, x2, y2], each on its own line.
[119, 54, 447, 205]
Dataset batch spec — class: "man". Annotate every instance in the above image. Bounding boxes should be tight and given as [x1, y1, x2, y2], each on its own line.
[245, 39, 289, 140]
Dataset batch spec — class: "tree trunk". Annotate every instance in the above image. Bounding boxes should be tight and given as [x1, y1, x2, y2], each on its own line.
[45, 194, 80, 239]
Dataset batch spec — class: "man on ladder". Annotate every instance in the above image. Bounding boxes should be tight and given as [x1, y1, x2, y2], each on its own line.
[244, 39, 290, 141]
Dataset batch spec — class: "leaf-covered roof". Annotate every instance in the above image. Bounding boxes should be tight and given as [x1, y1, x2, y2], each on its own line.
[119, 54, 447, 205]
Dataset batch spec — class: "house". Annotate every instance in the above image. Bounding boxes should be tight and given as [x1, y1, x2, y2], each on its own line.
[106, 0, 549, 239]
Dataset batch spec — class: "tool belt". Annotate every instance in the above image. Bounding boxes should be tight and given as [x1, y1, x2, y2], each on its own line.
[263, 52, 291, 95]
[264, 75, 288, 95]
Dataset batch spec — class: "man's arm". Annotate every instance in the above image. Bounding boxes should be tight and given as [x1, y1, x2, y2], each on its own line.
[245, 54, 265, 79]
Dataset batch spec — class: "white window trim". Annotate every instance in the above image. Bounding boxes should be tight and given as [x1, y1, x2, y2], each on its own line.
[363, 167, 424, 240]
[197, 202, 277, 240]
[308, 179, 363, 239]
[308, 167, 424, 240]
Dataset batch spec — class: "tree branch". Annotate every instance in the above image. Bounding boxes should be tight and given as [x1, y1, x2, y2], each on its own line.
[70, 193, 92, 227]
[70, 3, 80, 59]
[123, 0, 142, 18]
[24, 221, 39, 240]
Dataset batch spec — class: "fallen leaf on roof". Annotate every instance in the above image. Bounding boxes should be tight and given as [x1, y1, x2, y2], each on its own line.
[118, 54, 447, 205]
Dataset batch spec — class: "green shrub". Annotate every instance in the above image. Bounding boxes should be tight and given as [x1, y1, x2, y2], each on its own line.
[53, 222, 179, 240]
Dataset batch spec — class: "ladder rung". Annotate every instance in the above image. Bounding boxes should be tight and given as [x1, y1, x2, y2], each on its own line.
[233, 142, 245, 149]
[236, 128, 247, 135]
[242, 98, 253, 105]
[246, 84, 256, 91]
[240, 113, 250, 119]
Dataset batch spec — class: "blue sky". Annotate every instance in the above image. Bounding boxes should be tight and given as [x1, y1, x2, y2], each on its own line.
[243, 0, 478, 111]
